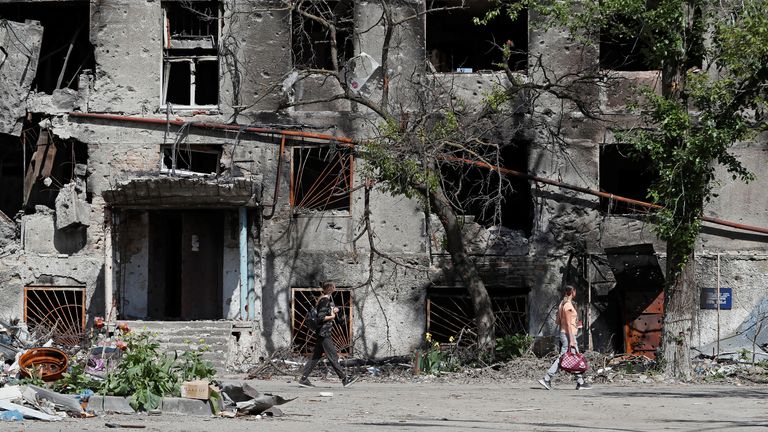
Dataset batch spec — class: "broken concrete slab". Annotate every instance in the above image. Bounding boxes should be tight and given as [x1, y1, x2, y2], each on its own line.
[159, 397, 212, 416]
[55, 182, 90, 230]
[0, 20, 43, 134]
[25, 385, 84, 415]
[217, 380, 296, 415]
[0, 399, 62, 421]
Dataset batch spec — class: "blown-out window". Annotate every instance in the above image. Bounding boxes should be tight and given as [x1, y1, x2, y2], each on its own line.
[162, 1, 220, 107]
[291, 146, 353, 212]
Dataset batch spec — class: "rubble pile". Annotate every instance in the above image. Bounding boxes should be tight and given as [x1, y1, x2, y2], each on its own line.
[0, 318, 294, 422]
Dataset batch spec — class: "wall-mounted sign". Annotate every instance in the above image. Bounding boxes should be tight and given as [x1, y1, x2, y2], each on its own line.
[700, 288, 732, 310]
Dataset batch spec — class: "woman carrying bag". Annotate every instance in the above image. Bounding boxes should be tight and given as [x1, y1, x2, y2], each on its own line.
[538, 285, 592, 390]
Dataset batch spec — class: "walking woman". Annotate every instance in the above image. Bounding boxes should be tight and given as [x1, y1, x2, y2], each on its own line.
[538, 285, 591, 390]
[299, 281, 357, 388]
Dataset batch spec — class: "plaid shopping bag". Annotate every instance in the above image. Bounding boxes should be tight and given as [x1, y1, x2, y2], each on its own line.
[559, 347, 589, 373]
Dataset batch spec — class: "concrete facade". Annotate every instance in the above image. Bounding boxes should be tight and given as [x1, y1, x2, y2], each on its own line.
[1, 0, 767, 369]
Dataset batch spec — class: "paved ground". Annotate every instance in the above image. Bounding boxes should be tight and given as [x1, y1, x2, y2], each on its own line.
[10, 378, 768, 432]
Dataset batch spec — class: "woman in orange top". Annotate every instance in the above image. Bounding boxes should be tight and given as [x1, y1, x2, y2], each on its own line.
[538, 285, 591, 390]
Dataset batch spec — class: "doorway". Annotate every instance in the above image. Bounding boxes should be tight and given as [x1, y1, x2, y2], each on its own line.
[147, 210, 223, 320]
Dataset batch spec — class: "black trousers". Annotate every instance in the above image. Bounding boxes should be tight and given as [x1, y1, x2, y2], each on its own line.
[301, 334, 345, 380]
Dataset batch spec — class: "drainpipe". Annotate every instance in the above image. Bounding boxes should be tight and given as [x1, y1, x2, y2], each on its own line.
[239, 207, 248, 320]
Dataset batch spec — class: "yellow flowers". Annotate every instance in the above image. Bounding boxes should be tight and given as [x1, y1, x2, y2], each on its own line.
[425, 332, 432, 342]
[449, 336, 455, 343]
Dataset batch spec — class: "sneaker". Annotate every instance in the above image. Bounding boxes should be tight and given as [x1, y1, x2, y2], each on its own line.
[342, 375, 358, 388]
[298, 377, 315, 388]
[538, 378, 552, 390]
[576, 382, 592, 390]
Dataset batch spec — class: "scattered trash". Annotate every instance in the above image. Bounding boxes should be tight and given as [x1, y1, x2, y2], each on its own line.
[217, 380, 296, 416]
[319, 392, 333, 397]
[0, 409, 23, 421]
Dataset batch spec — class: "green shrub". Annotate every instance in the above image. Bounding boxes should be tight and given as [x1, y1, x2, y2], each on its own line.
[495, 334, 533, 360]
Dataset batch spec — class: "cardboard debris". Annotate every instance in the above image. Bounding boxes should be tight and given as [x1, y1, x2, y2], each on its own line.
[181, 380, 210, 400]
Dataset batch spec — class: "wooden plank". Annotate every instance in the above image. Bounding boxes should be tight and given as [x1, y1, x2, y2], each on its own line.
[22, 132, 49, 205]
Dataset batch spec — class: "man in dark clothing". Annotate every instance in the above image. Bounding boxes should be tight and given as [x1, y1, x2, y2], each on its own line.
[298, 282, 358, 388]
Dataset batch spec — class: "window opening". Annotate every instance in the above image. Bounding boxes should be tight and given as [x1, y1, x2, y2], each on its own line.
[426, 286, 528, 344]
[24, 285, 86, 346]
[292, 0, 354, 70]
[21, 129, 88, 211]
[291, 145, 352, 212]
[426, 0, 527, 73]
[291, 288, 353, 355]
[162, 1, 220, 107]
[161, 144, 222, 175]
[439, 141, 532, 234]
[599, 144, 657, 214]
[0, 1, 95, 94]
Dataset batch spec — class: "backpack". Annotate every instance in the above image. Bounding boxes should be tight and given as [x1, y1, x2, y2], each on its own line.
[307, 306, 321, 331]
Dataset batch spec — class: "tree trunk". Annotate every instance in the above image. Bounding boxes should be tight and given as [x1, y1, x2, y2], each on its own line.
[660, 245, 696, 379]
[428, 185, 495, 351]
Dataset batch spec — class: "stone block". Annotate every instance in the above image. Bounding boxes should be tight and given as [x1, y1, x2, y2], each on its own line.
[160, 397, 212, 416]
[55, 183, 90, 230]
[89, 395, 135, 414]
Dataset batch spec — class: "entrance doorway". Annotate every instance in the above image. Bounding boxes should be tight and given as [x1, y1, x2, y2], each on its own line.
[147, 210, 223, 320]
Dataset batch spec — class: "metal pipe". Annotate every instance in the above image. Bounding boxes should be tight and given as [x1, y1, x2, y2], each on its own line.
[68, 112, 355, 144]
[68, 112, 768, 236]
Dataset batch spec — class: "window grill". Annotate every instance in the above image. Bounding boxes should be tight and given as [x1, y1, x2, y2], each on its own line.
[24, 285, 86, 346]
[291, 288, 353, 355]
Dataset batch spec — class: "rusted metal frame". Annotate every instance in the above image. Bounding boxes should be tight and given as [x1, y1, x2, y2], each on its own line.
[297, 148, 350, 209]
[24, 286, 85, 345]
[291, 287, 353, 356]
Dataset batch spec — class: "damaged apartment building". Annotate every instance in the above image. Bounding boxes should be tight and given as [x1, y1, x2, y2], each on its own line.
[1, 0, 767, 371]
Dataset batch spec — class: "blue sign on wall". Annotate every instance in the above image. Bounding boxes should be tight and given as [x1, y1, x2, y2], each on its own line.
[700, 288, 732, 310]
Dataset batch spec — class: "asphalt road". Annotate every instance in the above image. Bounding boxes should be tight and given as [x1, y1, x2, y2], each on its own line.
[10, 379, 768, 432]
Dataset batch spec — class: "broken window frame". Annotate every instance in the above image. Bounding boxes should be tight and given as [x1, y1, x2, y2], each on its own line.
[291, 287, 353, 356]
[290, 145, 354, 214]
[159, 144, 222, 176]
[424, 0, 528, 74]
[24, 285, 86, 347]
[291, 0, 355, 71]
[598, 143, 658, 215]
[161, 0, 221, 109]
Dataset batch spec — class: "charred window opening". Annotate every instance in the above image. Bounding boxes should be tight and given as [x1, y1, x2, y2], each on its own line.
[426, 1, 527, 73]
[427, 286, 528, 344]
[161, 144, 222, 175]
[18, 128, 88, 212]
[291, 146, 352, 212]
[439, 141, 532, 235]
[599, 144, 657, 214]
[599, 17, 653, 71]
[291, 288, 353, 355]
[0, 133, 26, 218]
[291, 0, 354, 70]
[162, 1, 220, 107]
[24, 285, 86, 346]
[0, 1, 95, 94]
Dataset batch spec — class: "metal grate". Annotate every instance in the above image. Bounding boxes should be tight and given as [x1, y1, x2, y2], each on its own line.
[427, 289, 528, 344]
[291, 288, 353, 355]
[291, 146, 353, 212]
[24, 285, 86, 346]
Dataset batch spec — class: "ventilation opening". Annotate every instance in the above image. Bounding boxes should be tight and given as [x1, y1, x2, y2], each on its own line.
[599, 144, 657, 214]
[292, 0, 354, 70]
[291, 146, 352, 212]
[439, 141, 532, 235]
[0, 1, 95, 94]
[161, 144, 222, 175]
[427, 286, 528, 344]
[291, 288, 353, 356]
[426, 0, 527, 73]
[162, 1, 220, 107]
[24, 285, 86, 346]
